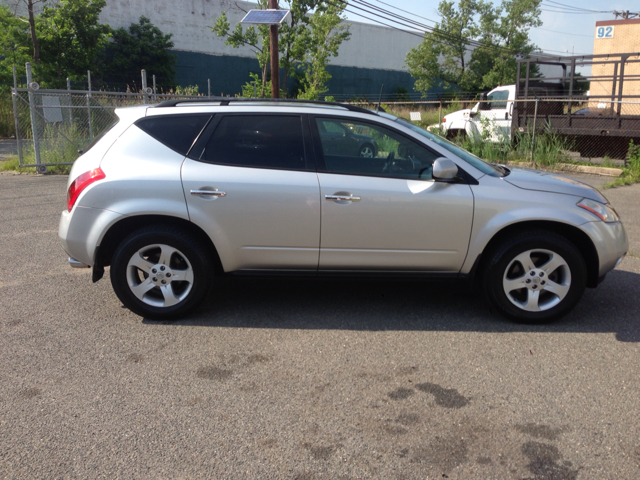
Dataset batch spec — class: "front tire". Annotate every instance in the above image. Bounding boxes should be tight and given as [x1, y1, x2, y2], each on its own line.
[483, 230, 587, 323]
[110, 226, 213, 320]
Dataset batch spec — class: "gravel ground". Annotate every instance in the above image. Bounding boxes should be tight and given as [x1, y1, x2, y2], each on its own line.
[1, 173, 639, 479]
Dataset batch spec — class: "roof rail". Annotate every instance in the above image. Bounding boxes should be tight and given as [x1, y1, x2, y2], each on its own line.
[154, 97, 383, 115]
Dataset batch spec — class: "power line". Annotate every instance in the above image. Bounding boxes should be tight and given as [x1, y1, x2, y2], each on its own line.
[533, 27, 593, 38]
[543, 1, 609, 13]
[338, 0, 587, 58]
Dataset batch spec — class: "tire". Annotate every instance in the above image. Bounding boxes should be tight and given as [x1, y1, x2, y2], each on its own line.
[110, 225, 213, 320]
[446, 130, 467, 142]
[359, 143, 375, 158]
[483, 230, 587, 323]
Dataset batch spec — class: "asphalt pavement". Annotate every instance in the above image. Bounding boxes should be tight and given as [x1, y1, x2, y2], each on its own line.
[1, 172, 639, 479]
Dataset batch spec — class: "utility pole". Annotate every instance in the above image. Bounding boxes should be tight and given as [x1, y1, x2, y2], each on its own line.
[269, 0, 280, 98]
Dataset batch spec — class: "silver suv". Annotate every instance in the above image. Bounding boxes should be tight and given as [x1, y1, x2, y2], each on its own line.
[59, 98, 628, 322]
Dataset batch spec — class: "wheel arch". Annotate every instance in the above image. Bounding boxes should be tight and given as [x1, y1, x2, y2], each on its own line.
[472, 220, 600, 288]
[93, 215, 224, 282]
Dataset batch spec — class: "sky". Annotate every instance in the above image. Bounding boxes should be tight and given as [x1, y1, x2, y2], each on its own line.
[341, 0, 633, 58]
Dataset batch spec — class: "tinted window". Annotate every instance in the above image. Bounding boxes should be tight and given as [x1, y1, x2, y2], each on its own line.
[135, 114, 210, 156]
[315, 117, 439, 180]
[202, 115, 306, 170]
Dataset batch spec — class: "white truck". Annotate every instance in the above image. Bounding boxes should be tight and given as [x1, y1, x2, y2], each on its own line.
[427, 53, 640, 159]
[428, 85, 515, 142]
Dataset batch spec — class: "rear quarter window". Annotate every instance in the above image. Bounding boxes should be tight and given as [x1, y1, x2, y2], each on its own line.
[135, 114, 211, 156]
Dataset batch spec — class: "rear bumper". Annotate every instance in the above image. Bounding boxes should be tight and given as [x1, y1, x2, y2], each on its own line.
[59, 206, 125, 267]
[68, 257, 90, 268]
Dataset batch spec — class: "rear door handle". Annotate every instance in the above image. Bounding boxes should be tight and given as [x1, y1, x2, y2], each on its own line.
[190, 189, 226, 197]
[325, 194, 360, 202]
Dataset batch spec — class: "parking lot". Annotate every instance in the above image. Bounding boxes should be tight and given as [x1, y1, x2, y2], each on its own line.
[1, 172, 639, 479]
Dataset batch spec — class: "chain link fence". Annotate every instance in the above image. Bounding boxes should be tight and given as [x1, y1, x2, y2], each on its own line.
[11, 86, 203, 172]
[9, 64, 640, 171]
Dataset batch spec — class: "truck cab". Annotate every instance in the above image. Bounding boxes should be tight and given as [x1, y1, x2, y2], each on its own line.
[430, 85, 515, 142]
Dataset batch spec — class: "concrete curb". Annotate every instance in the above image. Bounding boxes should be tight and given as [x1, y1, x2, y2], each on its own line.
[507, 162, 623, 177]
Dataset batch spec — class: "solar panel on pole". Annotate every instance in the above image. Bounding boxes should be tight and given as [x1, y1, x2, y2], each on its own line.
[240, 9, 291, 26]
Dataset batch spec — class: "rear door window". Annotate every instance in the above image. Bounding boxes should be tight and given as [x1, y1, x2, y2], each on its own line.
[199, 115, 308, 171]
[135, 114, 211, 156]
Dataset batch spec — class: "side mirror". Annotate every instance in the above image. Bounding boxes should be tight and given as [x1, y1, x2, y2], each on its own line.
[432, 158, 459, 182]
[478, 92, 490, 111]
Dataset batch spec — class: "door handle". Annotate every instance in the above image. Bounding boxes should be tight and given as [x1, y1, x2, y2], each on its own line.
[190, 189, 226, 197]
[325, 194, 360, 202]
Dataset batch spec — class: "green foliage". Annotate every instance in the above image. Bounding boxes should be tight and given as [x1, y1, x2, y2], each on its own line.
[0, 6, 34, 92]
[237, 72, 285, 98]
[212, 1, 350, 98]
[99, 16, 176, 90]
[296, 2, 350, 100]
[212, 3, 272, 95]
[0, 93, 15, 137]
[0, 6, 31, 92]
[606, 140, 640, 187]
[36, 0, 111, 87]
[174, 84, 199, 96]
[406, 0, 541, 95]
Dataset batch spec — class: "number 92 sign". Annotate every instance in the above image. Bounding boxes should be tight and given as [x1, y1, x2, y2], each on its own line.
[596, 26, 614, 39]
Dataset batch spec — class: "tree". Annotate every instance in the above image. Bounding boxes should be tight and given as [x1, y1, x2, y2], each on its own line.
[406, 0, 483, 94]
[406, 0, 541, 96]
[6, 0, 46, 65]
[473, 0, 542, 88]
[212, 0, 350, 98]
[212, 0, 272, 96]
[36, 0, 111, 86]
[0, 5, 31, 90]
[296, 2, 350, 100]
[100, 16, 176, 90]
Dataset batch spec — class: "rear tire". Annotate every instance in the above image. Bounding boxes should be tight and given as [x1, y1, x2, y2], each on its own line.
[110, 225, 213, 320]
[483, 230, 587, 323]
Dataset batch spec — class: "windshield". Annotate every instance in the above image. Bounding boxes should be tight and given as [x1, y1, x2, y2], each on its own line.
[393, 117, 501, 177]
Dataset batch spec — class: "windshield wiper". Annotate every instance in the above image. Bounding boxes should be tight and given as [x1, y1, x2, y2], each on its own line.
[489, 162, 510, 176]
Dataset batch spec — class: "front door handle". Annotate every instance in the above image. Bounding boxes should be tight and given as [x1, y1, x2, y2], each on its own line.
[325, 194, 361, 202]
[190, 189, 226, 197]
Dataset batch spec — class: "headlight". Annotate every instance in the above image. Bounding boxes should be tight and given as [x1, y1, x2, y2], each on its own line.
[577, 198, 620, 223]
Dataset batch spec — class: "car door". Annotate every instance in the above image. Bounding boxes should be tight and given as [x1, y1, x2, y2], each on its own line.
[312, 116, 474, 272]
[181, 113, 321, 272]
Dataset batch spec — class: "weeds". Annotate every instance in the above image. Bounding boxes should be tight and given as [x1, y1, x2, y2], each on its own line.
[605, 140, 640, 187]
[384, 104, 572, 167]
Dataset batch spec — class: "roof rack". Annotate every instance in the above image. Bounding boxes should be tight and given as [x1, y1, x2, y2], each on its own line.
[154, 97, 383, 115]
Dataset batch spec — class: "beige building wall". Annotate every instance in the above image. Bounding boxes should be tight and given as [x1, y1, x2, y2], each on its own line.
[591, 18, 640, 113]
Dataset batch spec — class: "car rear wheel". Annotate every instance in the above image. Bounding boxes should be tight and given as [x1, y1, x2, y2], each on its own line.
[359, 143, 375, 157]
[110, 226, 213, 320]
[483, 230, 587, 323]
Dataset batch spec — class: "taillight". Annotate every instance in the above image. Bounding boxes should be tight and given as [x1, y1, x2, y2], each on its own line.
[67, 167, 105, 212]
[442, 117, 447, 123]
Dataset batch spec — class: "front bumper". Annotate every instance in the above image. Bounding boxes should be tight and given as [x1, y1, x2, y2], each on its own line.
[582, 220, 628, 277]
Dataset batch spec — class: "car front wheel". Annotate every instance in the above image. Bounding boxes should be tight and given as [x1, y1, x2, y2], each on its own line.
[110, 226, 213, 320]
[483, 231, 587, 323]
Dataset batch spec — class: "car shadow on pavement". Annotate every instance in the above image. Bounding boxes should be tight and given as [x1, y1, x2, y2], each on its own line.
[142, 269, 640, 342]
